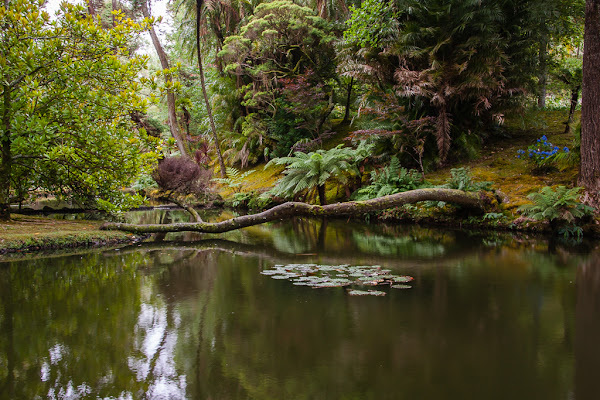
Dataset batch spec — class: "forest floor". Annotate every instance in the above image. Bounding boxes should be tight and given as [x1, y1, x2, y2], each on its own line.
[233, 108, 580, 210]
[0, 107, 582, 255]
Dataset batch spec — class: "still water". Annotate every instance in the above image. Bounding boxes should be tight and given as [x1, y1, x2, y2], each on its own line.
[1, 211, 600, 399]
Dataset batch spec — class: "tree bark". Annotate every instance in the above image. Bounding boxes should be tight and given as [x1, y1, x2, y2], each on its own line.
[565, 85, 581, 134]
[317, 184, 327, 206]
[580, 0, 600, 193]
[141, 1, 188, 157]
[101, 188, 495, 234]
[196, 0, 227, 178]
[0, 85, 12, 221]
[343, 77, 354, 122]
[112, 0, 118, 27]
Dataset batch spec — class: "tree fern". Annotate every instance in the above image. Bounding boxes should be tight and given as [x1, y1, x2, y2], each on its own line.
[265, 145, 369, 205]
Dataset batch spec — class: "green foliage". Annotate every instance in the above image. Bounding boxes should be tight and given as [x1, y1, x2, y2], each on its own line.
[0, 0, 159, 215]
[266, 144, 369, 204]
[443, 168, 493, 192]
[518, 186, 594, 223]
[344, 0, 397, 48]
[213, 167, 254, 192]
[352, 157, 425, 200]
[219, 0, 338, 156]
[131, 173, 159, 192]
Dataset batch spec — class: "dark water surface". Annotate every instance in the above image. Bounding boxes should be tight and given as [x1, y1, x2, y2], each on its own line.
[2, 212, 600, 399]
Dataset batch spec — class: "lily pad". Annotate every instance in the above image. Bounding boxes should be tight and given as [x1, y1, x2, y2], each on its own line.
[391, 284, 412, 289]
[347, 289, 387, 296]
[260, 263, 414, 294]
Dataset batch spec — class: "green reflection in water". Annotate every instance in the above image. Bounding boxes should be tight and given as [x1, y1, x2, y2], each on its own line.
[0, 217, 595, 399]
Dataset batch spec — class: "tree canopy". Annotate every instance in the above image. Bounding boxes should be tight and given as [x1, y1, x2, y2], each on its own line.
[0, 0, 160, 219]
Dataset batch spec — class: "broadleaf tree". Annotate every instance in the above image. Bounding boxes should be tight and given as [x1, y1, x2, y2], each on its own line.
[0, 0, 160, 220]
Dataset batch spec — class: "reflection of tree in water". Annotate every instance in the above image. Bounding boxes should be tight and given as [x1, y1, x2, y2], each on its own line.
[576, 253, 600, 400]
[352, 231, 446, 258]
[151, 245, 581, 399]
[0, 223, 592, 399]
[0, 252, 151, 398]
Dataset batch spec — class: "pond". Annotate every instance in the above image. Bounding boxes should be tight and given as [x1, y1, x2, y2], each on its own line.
[1, 211, 600, 399]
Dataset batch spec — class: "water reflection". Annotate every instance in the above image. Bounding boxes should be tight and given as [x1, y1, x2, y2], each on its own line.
[0, 217, 597, 399]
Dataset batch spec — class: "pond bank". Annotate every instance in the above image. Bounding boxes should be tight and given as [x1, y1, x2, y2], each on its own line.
[0, 215, 146, 255]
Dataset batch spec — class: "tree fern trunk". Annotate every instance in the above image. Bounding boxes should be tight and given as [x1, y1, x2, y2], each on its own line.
[317, 184, 327, 205]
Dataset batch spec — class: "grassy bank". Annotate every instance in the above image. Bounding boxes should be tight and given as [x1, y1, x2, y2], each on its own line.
[0, 215, 145, 255]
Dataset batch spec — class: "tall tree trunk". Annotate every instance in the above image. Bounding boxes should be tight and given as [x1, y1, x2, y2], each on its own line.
[538, 36, 548, 109]
[565, 85, 581, 134]
[580, 0, 600, 193]
[343, 77, 354, 123]
[141, 1, 188, 157]
[87, 0, 98, 17]
[196, 0, 227, 178]
[0, 86, 12, 221]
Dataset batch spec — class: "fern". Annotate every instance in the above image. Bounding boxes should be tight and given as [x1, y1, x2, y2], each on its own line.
[352, 157, 425, 200]
[443, 167, 492, 192]
[518, 186, 594, 223]
[212, 167, 254, 192]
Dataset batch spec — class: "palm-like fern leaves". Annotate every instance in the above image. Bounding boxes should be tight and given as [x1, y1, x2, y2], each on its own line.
[266, 145, 368, 205]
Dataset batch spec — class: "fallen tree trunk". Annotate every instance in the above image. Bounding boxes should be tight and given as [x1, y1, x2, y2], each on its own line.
[101, 188, 496, 234]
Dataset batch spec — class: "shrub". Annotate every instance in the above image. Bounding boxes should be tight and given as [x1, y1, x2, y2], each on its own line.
[152, 156, 211, 194]
[518, 186, 594, 224]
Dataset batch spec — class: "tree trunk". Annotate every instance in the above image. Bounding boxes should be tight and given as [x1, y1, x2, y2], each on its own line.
[196, 0, 227, 178]
[317, 184, 327, 206]
[580, 0, 600, 193]
[343, 77, 354, 122]
[565, 85, 581, 135]
[0, 86, 11, 221]
[101, 188, 495, 234]
[141, 1, 188, 157]
[112, 0, 118, 27]
[538, 37, 548, 109]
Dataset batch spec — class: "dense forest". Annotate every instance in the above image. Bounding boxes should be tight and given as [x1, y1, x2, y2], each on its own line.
[1, 0, 599, 226]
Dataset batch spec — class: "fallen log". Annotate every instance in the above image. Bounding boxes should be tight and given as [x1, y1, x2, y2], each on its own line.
[101, 188, 497, 234]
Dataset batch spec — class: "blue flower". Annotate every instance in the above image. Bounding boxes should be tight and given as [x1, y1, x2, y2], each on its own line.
[564, 147, 569, 153]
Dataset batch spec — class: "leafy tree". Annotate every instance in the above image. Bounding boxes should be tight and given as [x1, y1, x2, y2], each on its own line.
[0, 0, 159, 220]
[219, 0, 337, 157]
[344, 0, 510, 165]
[266, 144, 369, 205]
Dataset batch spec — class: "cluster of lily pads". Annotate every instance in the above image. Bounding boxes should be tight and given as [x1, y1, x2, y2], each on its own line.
[260, 263, 414, 296]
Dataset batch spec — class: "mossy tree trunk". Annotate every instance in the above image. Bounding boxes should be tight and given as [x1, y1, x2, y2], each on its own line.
[101, 188, 495, 234]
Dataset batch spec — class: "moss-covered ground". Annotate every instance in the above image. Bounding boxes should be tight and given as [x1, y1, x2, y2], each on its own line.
[218, 108, 581, 209]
